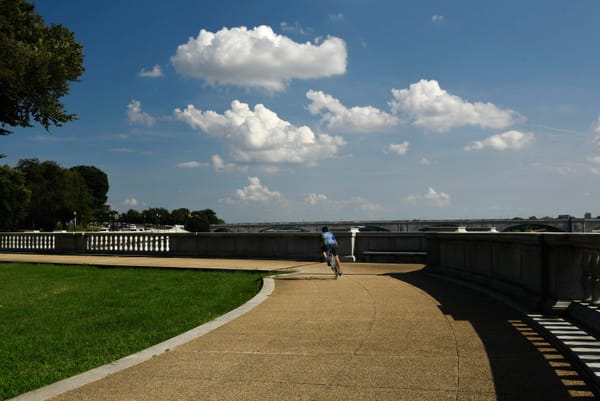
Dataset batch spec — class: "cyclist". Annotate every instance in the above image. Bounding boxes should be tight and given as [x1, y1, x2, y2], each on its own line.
[320, 226, 343, 275]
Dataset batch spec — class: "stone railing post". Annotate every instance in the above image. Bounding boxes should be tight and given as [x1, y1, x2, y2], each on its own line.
[581, 251, 592, 302]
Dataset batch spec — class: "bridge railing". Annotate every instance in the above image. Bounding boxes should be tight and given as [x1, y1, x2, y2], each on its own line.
[0, 231, 427, 260]
[425, 232, 600, 314]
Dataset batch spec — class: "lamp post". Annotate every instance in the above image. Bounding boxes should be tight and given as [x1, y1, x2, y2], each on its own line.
[73, 211, 77, 231]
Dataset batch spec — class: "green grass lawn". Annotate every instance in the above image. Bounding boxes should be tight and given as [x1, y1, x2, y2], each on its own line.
[0, 263, 268, 400]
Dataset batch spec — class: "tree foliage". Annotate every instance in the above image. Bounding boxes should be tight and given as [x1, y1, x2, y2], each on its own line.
[119, 207, 224, 232]
[16, 159, 94, 230]
[0, 0, 84, 136]
[0, 165, 30, 229]
[0, 159, 109, 231]
[70, 165, 108, 210]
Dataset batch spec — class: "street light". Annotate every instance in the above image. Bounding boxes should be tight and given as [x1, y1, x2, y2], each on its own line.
[73, 211, 77, 231]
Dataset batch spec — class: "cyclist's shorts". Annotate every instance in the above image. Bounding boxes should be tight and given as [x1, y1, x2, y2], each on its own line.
[323, 245, 338, 256]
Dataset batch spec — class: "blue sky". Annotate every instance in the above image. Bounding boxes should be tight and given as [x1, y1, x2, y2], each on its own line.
[3, 0, 600, 222]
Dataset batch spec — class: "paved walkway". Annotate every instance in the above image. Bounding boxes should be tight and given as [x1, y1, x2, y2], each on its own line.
[2, 255, 598, 400]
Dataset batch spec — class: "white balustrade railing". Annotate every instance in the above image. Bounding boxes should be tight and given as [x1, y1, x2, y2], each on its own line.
[0, 232, 169, 255]
[85, 233, 169, 253]
[0, 233, 55, 251]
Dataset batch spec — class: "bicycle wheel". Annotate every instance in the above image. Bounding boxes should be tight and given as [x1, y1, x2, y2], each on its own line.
[329, 251, 340, 279]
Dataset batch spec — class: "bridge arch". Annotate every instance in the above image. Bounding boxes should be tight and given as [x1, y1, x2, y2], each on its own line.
[418, 224, 460, 232]
[501, 223, 565, 233]
[259, 226, 307, 232]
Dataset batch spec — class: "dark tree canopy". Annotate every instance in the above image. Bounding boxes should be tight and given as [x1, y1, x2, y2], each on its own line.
[0, 0, 84, 136]
[0, 164, 30, 229]
[70, 165, 109, 210]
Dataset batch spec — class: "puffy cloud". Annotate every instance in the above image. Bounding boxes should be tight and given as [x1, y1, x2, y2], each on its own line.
[465, 130, 535, 151]
[592, 115, 600, 145]
[138, 65, 163, 78]
[386, 142, 409, 156]
[304, 193, 381, 211]
[389, 80, 521, 132]
[329, 13, 345, 22]
[594, 115, 600, 133]
[279, 21, 311, 35]
[349, 197, 383, 211]
[127, 100, 156, 127]
[174, 100, 345, 165]
[222, 176, 281, 204]
[176, 161, 204, 168]
[171, 25, 347, 91]
[305, 192, 328, 205]
[211, 154, 247, 173]
[307, 90, 400, 133]
[407, 187, 450, 207]
[588, 156, 600, 164]
[419, 157, 432, 166]
[123, 198, 139, 207]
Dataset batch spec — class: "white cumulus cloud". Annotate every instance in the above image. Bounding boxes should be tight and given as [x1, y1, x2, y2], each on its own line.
[389, 80, 521, 132]
[127, 100, 156, 127]
[594, 115, 600, 133]
[174, 100, 345, 165]
[138, 65, 163, 78]
[304, 193, 382, 212]
[465, 130, 535, 151]
[176, 161, 204, 168]
[386, 142, 410, 156]
[123, 198, 139, 207]
[307, 90, 400, 133]
[592, 115, 600, 145]
[305, 192, 328, 205]
[171, 25, 347, 91]
[222, 176, 282, 204]
[211, 154, 247, 173]
[419, 157, 432, 166]
[407, 187, 450, 207]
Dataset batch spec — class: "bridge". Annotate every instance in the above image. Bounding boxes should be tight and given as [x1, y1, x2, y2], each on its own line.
[211, 216, 600, 233]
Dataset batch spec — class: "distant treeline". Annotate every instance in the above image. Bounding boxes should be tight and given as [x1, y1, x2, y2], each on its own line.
[118, 208, 223, 232]
[0, 159, 223, 232]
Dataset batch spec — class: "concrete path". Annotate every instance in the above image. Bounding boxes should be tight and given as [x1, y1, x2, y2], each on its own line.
[2, 255, 598, 400]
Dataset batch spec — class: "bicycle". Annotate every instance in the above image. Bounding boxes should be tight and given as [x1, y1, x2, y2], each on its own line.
[326, 247, 341, 279]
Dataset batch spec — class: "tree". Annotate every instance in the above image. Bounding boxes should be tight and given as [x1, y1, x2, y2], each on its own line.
[70, 166, 109, 210]
[170, 208, 190, 226]
[0, 165, 30, 229]
[122, 209, 143, 224]
[143, 207, 170, 228]
[16, 159, 92, 230]
[0, 0, 84, 137]
[185, 209, 224, 232]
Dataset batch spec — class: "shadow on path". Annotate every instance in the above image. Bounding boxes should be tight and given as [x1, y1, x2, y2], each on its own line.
[388, 269, 597, 401]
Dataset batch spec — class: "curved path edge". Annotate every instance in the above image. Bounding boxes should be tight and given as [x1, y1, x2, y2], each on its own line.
[8, 277, 276, 401]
